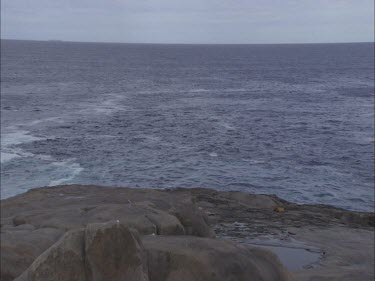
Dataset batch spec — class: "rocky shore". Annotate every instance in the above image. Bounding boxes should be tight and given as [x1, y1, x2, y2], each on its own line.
[1, 185, 374, 281]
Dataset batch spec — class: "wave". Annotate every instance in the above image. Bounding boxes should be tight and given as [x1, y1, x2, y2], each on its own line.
[1, 129, 44, 164]
[48, 160, 84, 186]
[1, 127, 83, 191]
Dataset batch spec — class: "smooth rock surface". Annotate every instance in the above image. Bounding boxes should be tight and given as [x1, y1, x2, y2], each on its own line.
[144, 235, 293, 281]
[15, 229, 86, 281]
[1, 227, 64, 281]
[10, 220, 292, 281]
[14, 222, 149, 281]
[85, 221, 148, 281]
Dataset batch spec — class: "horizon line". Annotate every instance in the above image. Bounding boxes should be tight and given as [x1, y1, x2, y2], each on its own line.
[1, 38, 374, 46]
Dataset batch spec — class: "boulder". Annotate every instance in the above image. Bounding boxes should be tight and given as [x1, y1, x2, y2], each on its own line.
[1, 227, 64, 281]
[12, 221, 293, 281]
[173, 203, 213, 237]
[14, 222, 149, 281]
[85, 221, 148, 281]
[143, 235, 293, 281]
[146, 210, 185, 235]
[15, 229, 86, 281]
[3, 203, 188, 236]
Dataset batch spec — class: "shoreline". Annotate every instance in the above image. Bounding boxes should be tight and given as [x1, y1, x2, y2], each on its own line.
[1, 185, 374, 281]
[2, 184, 373, 213]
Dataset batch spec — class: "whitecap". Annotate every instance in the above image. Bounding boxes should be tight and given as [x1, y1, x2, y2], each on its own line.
[1, 130, 43, 147]
[25, 117, 64, 126]
[242, 159, 265, 164]
[219, 122, 235, 130]
[79, 94, 130, 115]
[189, 89, 211, 93]
[1, 149, 37, 164]
[1, 129, 45, 163]
[1, 152, 20, 163]
[48, 160, 84, 186]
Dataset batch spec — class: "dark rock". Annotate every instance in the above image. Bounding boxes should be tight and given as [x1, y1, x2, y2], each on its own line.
[14, 229, 86, 281]
[13, 216, 27, 226]
[85, 221, 148, 281]
[1, 227, 64, 281]
[173, 203, 214, 237]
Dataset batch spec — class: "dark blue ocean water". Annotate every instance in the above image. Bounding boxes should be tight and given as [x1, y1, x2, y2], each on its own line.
[1, 40, 374, 211]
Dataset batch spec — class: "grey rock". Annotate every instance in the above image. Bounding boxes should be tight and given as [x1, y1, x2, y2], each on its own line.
[1, 185, 373, 281]
[15, 229, 86, 281]
[144, 235, 293, 281]
[1, 227, 64, 281]
[85, 221, 148, 281]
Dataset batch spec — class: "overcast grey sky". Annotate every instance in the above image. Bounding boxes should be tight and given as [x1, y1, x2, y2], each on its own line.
[1, 0, 374, 44]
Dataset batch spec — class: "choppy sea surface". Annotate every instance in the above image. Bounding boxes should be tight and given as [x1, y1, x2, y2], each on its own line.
[1, 40, 374, 211]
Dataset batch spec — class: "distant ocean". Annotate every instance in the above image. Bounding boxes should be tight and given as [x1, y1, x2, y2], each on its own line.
[1, 40, 374, 211]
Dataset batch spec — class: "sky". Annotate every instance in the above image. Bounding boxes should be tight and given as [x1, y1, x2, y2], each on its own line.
[1, 0, 374, 44]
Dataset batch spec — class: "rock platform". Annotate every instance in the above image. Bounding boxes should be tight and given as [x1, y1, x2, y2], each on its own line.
[1, 185, 374, 281]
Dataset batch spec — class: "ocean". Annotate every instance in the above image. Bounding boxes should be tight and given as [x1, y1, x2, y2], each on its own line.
[1, 40, 374, 211]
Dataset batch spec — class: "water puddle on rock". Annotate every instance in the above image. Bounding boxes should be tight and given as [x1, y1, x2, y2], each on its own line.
[249, 243, 322, 271]
[216, 222, 324, 271]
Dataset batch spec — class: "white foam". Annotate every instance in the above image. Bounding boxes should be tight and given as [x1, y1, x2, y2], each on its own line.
[0, 118, 62, 162]
[138, 88, 250, 95]
[209, 152, 218, 157]
[362, 137, 375, 143]
[219, 122, 235, 130]
[25, 117, 64, 126]
[80, 96, 130, 115]
[142, 134, 161, 142]
[48, 160, 84, 186]
[1, 129, 45, 163]
[189, 89, 212, 93]
[242, 159, 265, 164]
[1, 152, 20, 163]
[1, 130, 43, 147]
